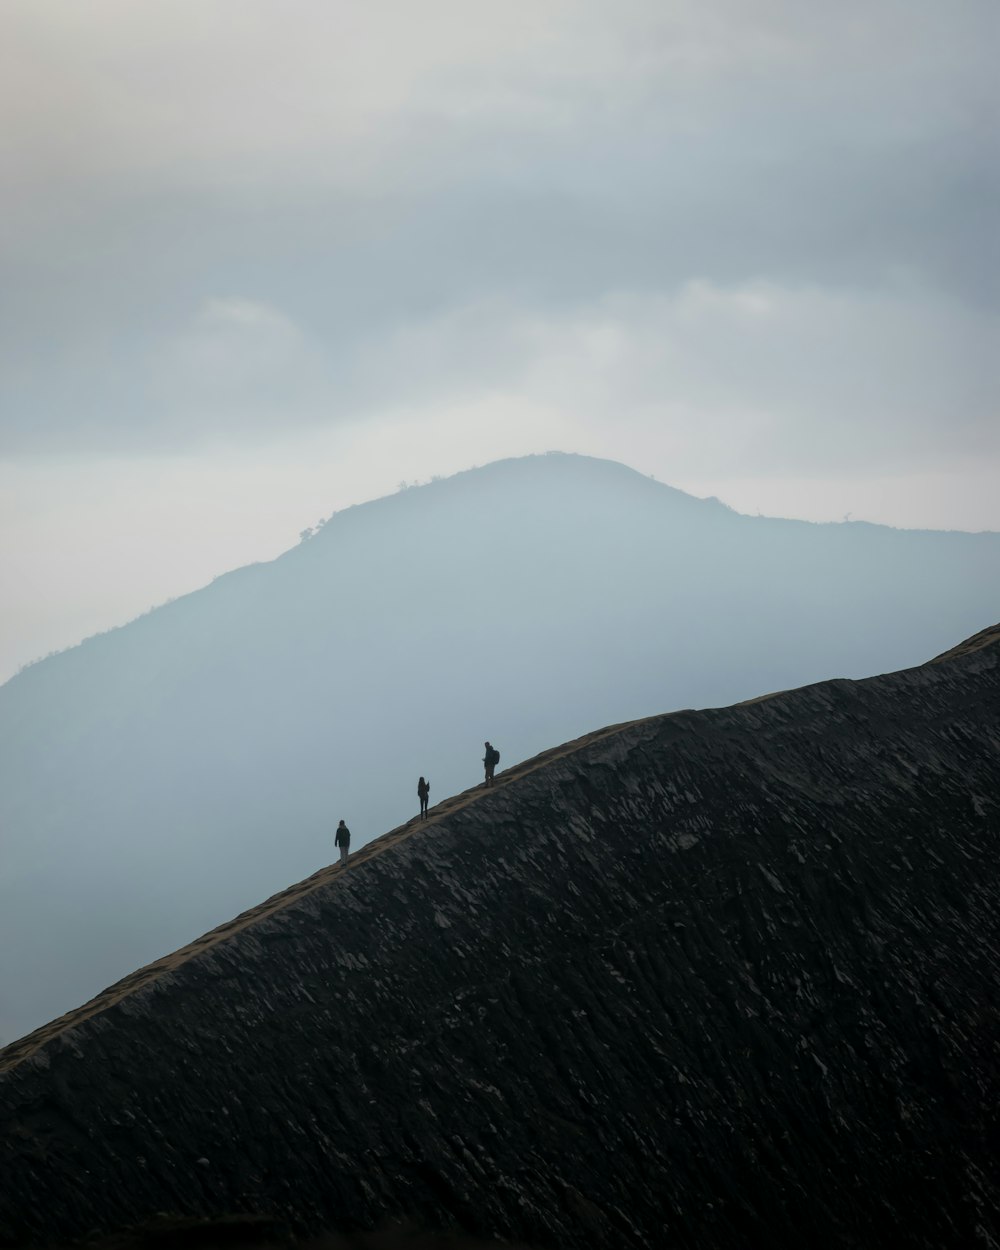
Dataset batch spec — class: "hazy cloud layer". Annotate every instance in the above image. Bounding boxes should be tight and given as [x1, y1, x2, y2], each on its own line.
[1, 0, 996, 456]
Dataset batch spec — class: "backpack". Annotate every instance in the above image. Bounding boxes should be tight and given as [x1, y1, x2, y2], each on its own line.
[490, 747, 500, 767]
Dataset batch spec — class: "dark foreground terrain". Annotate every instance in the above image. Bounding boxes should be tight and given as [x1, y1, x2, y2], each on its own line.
[2, 624, 999, 1249]
[33, 1217, 531, 1250]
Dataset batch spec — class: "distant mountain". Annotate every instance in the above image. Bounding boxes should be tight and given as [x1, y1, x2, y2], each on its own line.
[1, 452, 998, 1043]
[2, 623, 999, 1249]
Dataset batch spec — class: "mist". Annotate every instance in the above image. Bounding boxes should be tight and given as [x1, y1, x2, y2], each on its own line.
[2, 454, 998, 1043]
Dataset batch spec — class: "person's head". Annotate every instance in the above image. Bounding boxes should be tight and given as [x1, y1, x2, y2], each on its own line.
[419, 776, 425, 784]
[338, 819, 345, 826]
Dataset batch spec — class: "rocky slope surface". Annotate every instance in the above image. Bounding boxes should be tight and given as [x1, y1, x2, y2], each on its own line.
[1, 625, 999, 1249]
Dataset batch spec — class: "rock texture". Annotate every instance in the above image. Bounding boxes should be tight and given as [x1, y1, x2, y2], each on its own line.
[2, 625, 1000, 1249]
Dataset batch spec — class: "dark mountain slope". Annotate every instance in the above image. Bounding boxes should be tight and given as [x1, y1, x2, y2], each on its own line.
[1, 452, 998, 1043]
[1, 626, 999, 1249]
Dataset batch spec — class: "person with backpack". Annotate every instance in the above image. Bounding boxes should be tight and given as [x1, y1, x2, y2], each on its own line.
[417, 776, 430, 819]
[483, 741, 500, 787]
[335, 819, 351, 865]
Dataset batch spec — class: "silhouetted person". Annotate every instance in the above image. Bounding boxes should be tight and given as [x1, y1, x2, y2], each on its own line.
[418, 776, 430, 819]
[335, 819, 350, 865]
[483, 741, 499, 787]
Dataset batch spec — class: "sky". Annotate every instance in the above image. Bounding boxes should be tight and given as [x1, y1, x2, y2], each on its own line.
[1, 0, 998, 683]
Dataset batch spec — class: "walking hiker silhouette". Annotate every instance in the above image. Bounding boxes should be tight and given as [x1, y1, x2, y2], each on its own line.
[483, 741, 500, 787]
[417, 776, 430, 819]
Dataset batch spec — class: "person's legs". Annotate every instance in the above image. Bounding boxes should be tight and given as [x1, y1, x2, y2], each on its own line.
[340, 845, 349, 864]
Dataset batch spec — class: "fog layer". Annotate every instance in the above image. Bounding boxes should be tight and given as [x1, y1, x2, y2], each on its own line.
[1, 453, 998, 1041]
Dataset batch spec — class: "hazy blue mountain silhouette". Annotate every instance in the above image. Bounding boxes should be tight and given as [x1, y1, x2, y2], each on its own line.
[1, 452, 998, 1042]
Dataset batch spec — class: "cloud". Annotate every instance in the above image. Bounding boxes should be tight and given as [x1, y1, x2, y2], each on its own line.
[3, 271, 996, 478]
[536, 283, 1000, 474]
[347, 281, 999, 477]
[149, 297, 326, 432]
[0, 0, 995, 461]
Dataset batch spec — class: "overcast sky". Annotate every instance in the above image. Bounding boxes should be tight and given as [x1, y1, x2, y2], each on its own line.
[1, 0, 997, 682]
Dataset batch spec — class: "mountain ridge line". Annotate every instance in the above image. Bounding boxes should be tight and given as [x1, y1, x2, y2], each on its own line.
[0, 709, 654, 1075]
[4, 622, 997, 1077]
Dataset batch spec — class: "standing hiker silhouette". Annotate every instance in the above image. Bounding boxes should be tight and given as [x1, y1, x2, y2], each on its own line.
[335, 819, 351, 865]
[417, 776, 430, 819]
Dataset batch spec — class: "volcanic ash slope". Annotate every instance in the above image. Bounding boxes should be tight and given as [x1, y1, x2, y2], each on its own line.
[1, 624, 999, 1249]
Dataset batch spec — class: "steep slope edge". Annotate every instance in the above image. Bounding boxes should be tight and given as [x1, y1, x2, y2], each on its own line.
[2, 630, 1000, 1249]
[0, 714, 646, 1076]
